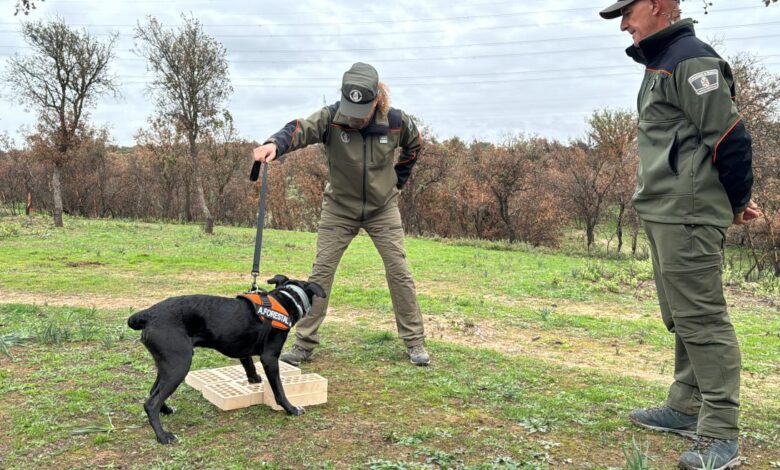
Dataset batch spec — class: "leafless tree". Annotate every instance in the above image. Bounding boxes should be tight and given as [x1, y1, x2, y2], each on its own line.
[586, 109, 638, 253]
[134, 15, 232, 234]
[550, 109, 636, 250]
[4, 18, 118, 226]
[14, 0, 44, 16]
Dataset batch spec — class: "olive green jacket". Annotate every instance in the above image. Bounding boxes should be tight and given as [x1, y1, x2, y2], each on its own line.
[627, 19, 753, 227]
[266, 102, 422, 221]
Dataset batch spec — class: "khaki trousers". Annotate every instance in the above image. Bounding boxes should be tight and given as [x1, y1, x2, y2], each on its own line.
[644, 221, 740, 440]
[294, 199, 425, 349]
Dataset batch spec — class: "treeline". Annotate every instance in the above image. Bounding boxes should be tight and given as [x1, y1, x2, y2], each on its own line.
[2, 80, 779, 276]
[0, 10, 777, 276]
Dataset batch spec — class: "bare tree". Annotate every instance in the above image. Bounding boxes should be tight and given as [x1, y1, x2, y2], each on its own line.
[683, 0, 777, 14]
[4, 18, 118, 226]
[551, 109, 636, 250]
[134, 15, 232, 234]
[14, 0, 44, 16]
[729, 53, 780, 277]
[135, 118, 190, 220]
[476, 135, 539, 243]
[586, 109, 638, 253]
[202, 110, 253, 222]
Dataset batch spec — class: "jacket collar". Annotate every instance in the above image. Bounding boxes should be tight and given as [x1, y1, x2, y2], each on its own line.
[333, 102, 390, 135]
[626, 18, 695, 66]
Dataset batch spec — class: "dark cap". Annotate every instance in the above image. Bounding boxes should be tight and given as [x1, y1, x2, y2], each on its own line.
[340, 62, 379, 119]
[600, 0, 638, 19]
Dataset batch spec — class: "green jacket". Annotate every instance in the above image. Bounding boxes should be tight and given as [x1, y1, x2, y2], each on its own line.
[627, 19, 753, 227]
[266, 102, 422, 221]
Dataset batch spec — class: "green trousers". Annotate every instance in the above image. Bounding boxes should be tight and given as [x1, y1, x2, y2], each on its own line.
[294, 198, 425, 350]
[644, 221, 740, 440]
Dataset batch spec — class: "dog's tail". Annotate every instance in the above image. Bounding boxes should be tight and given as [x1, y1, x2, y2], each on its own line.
[127, 307, 153, 330]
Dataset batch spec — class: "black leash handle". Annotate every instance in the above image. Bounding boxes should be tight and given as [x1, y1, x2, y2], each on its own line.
[249, 160, 269, 292]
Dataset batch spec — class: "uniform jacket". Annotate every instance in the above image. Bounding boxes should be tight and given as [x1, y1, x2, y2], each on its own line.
[265, 102, 422, 221]
[628, 19, 753, 227]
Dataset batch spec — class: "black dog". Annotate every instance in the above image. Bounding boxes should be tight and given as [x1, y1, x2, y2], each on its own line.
[127, 275, 325, 444]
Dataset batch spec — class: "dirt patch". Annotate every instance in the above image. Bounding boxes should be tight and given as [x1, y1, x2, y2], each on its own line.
[2, 289, 777, 406]
[0, 289, 161, 311]
[65, 261, 106, 268]
[324, 307, 779, 406]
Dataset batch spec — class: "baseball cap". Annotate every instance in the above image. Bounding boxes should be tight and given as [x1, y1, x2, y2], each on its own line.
[340, 62, 379, 119]
[600, 0, 638, 19]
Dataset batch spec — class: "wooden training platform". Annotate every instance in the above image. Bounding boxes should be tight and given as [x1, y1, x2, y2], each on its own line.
[184, 361, 328, 411]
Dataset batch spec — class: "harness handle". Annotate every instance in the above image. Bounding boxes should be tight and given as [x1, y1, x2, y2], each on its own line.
[249, 160, 269, 292]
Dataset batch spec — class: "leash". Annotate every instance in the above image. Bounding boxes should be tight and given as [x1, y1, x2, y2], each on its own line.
[248, 160, 269, 294]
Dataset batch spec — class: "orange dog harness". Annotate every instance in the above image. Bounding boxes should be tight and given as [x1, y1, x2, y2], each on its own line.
[237, 292, 292, 330]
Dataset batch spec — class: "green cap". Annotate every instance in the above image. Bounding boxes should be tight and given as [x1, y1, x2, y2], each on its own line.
[600, 0, 637, 19]
[340, 62, 379, 119]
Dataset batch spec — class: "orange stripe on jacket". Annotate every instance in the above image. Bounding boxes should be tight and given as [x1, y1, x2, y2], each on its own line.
[713, 118, 742, 164]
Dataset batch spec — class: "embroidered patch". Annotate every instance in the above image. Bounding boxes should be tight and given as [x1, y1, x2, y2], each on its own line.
[379, 135, 388, 144]
[688, 69, 719, 95]
[340, 131, 350, 143]
[349, 89, 362, 103]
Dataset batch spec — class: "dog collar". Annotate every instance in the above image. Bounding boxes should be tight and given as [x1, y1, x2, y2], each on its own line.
[276, 289, 303, 319]
[280, 285, 311, 313]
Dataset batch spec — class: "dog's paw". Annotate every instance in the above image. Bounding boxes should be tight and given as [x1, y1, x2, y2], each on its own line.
[247, 375, 263, 384]
[160, 404, 176, 415]
[288, 406, 305, 416]
[157, 431, 178, 444]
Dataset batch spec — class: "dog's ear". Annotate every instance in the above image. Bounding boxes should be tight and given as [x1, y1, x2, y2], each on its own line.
[266, 274, 289, 287]
[305, 281, 326, 299]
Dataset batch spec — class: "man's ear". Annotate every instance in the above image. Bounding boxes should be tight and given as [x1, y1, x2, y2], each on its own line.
[266, 274, 289, 287]
[305, 282, 326, 299]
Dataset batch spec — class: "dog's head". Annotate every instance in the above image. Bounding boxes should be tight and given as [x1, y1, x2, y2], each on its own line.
[266, 275, 326, 323]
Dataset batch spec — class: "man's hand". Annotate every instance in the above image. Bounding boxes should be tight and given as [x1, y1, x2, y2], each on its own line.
[733, 199, 763, 225]
[253, 143, 278, 163]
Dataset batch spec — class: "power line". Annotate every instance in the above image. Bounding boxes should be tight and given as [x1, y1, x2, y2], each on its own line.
[116, 61, 780, 89]
[2, 22, 778, 54]
[1, 34, 777, 66]
[0, 2, 763, 29]
[0, 5, 766, 39]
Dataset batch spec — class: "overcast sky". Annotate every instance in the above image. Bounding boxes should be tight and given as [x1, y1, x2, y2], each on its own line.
[1, 0, 778, 147]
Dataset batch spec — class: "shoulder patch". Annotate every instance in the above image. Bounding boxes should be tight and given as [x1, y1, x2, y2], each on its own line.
[688, 69, 719, 95]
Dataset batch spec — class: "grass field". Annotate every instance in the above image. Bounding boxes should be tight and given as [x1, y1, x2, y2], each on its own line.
[1, 214, 778, 469]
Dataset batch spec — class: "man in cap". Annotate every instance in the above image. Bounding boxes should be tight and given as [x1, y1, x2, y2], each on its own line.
[252, 62, 429, 366]
[600, 0, 761, 468]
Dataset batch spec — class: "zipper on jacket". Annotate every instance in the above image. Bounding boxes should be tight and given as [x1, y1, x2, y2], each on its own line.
[361, 137, 367, 221]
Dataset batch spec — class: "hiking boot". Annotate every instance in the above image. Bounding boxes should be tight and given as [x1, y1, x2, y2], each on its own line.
[279, 345, 313, 366]
[406, 344, 430, 366]
[678, 436, 739, 470]
[629, 406, 698, 438]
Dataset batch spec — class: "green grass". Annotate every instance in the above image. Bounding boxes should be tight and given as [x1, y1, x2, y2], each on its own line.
[1, 214, 779, 469]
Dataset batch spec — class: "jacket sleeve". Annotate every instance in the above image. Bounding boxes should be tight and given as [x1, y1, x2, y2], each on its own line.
[674, 57, 753, 213]
[264, 106, 332, 158]
[395, 111, 423, 189]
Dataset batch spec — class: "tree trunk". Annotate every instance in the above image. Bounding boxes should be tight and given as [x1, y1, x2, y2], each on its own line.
[188, 138, 213, 234]
[586, 219, 596, 250]
[183, 173, 193, 221]
[616, 202, 625, 254]
[52, 162, 64, 227]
